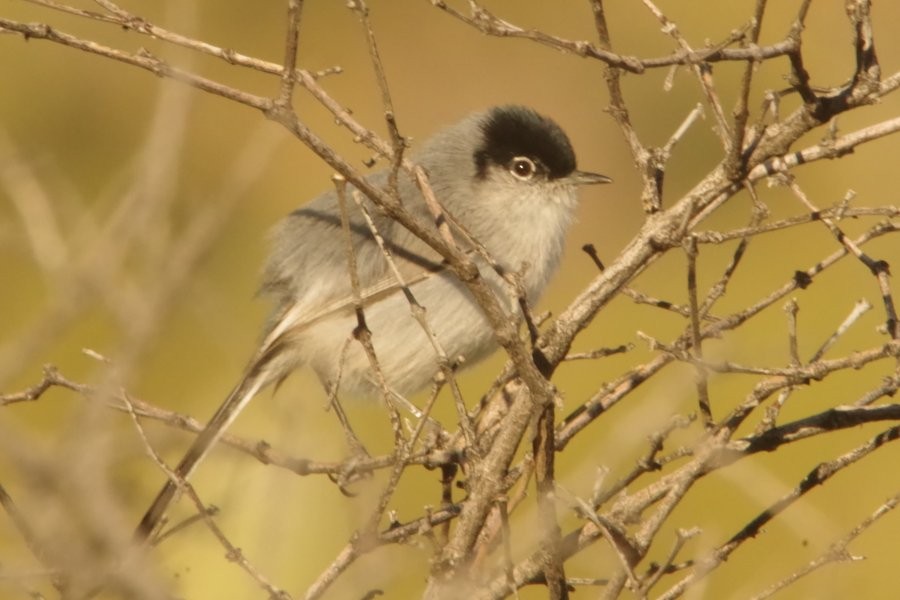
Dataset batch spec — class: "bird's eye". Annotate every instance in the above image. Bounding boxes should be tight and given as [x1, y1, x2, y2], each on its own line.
[510, 156, 536, 180]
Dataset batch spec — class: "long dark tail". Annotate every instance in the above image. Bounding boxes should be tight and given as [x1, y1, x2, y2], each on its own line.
[134, 358, 271, 542]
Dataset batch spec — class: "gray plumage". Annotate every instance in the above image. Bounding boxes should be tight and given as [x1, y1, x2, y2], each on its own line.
[135, 105, 610, 540]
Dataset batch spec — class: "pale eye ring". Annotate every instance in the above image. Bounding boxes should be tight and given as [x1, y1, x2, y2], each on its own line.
[510, 156, 537, 180]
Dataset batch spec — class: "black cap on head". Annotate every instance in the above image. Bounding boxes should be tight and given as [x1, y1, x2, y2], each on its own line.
[474, 105, 577, 181]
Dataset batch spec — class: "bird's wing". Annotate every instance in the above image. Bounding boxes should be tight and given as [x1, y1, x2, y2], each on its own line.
[260, 244, 466, 352]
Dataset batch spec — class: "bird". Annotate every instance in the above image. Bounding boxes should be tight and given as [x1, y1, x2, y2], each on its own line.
[135, 104, 611, 541]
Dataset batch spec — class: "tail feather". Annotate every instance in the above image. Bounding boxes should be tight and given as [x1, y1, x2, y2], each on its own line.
[134, 363, 268, 542]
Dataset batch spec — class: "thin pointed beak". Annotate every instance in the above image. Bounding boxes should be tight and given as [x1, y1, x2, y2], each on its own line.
[569, 170, 613, 186]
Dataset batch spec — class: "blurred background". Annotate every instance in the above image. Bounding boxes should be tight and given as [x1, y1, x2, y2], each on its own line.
[1, 1, 899, 598]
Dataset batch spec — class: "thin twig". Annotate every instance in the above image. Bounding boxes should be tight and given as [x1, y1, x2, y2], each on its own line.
[749, 489, 900, 600]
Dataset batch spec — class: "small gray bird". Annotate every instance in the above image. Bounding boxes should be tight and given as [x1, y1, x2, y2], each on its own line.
[136, 105, 610, 540]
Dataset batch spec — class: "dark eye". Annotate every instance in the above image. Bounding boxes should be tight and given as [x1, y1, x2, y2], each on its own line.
[510, 156, 536, 180]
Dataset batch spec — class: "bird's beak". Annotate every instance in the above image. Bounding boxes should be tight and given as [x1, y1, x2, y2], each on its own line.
[569, 170, 613, 186]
